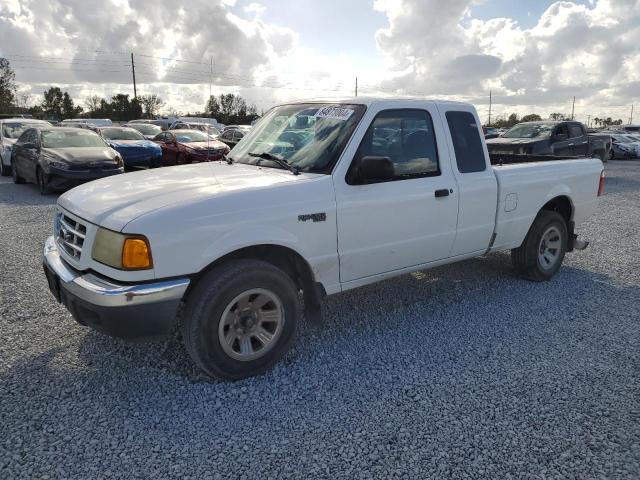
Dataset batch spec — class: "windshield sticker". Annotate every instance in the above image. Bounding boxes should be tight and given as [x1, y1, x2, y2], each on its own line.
[314, 106, 354, 121]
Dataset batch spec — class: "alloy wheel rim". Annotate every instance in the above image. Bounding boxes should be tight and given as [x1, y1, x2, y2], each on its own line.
[218, 288, 284, 362]
[538, 226, 562, 270]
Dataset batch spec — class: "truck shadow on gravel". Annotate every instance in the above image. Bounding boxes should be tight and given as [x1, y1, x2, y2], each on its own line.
[58, 251, 637, 385]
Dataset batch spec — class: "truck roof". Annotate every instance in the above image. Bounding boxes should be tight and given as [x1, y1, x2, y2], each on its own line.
[295, 96, 472, 108]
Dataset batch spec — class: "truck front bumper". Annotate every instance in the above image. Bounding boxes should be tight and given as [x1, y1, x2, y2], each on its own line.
[43, 236, 190, 339]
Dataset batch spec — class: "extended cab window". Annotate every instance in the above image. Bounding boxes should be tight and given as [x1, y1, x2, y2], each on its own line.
[350, 109, 439, 181]
[445, 111, 485, 173]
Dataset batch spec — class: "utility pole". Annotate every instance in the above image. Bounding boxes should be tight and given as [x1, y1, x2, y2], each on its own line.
[630, 104, 634, 125]
[571, 96, 575, 120]
[488, 90, 492, 126]
[131, 53, 137, 100]
[355, 77, 358, 97]
[586, 115, 591, 128]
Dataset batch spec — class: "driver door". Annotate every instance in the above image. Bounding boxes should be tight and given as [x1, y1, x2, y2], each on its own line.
[551, 124, 573, 156]
[333, 103, 459, 285]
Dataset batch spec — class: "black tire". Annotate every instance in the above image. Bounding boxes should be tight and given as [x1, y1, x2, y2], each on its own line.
[511, 210, 567, 282]
[182, 259, 301, 380]
[36, 168, 49, 195]
[0, 159, 11, 176]
[12, 161, 24, 184]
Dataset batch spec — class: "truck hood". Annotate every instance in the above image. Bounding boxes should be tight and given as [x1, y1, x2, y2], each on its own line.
[58, 162, 316, 231]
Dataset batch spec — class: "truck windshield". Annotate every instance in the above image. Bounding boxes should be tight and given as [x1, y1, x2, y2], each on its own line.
[231, 103, 366, 174]
[503, 123, 554, 139]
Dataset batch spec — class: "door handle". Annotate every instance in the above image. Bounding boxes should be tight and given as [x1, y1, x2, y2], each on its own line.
[434, 188, 450, 198]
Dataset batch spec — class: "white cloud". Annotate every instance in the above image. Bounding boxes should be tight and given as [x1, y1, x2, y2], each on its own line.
[371, 0, 640, 121]
[0, 0, 638, 122]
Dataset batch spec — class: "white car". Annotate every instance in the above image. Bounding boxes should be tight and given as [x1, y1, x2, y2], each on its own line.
[43, 98, 604, 379]
[0, 118, 52, 176]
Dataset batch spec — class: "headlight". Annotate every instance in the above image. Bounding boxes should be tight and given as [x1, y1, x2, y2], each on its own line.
[92, 228, 153, 270]
[115, 155, 124, 168]
[50, 161, 70, 170]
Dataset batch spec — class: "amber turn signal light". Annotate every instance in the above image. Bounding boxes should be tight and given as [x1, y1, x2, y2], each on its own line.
[122, 237, 153, 270]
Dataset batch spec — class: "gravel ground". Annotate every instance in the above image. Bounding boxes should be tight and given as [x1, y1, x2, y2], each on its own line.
[1, 161, 639, 479]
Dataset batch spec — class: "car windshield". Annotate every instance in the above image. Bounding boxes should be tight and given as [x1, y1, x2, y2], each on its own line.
[41, 130, 107, 148]
[3, 122, 44, 139]
[502, 123, 554, 138]
[174, 130, 210, 142]
[128, 124, 161, 135]
[231, 103, 366, 173]
[101, 128, 145, 140]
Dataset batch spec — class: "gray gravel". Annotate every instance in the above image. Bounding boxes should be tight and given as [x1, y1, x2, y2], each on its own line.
[1, 161, 639, 479]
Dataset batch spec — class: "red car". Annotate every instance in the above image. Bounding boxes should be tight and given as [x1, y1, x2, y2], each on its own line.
[152, 129, 230, 166]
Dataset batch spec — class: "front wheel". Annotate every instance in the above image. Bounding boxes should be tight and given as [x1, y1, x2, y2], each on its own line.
[0, 159, 11, 176]
[182, 259, 301, 380]
[37, 168, 50, 195]
[511, 211, 567, 282]
[12, 161, 24, 184]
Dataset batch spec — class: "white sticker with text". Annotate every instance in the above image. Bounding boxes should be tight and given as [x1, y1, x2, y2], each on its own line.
[314, 106, 354, 121]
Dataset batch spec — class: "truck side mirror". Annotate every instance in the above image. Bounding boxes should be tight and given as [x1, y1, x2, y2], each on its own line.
[554, 133, 568, 142]
[353, 155, 395, 184]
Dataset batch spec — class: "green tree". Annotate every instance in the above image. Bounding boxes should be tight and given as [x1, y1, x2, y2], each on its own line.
[139, 94, 164, 119]
[41, 87, 64, 119]
[549, 112, 567, 121]
[62, 92, 82, 119]
[84, 94, 103, 115]
[521, 114, 542, 122]
[0, 58, 16, 112]
[105, 94, 142, 121]
[204, 93, 258, 124]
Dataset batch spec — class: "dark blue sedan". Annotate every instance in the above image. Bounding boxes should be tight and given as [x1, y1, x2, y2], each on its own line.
[98, 127, 162, 169]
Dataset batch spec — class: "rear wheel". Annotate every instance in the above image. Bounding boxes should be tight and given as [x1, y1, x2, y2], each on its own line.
[182, 259, 301, 380]
[511, 210, 567, 282]
[12, 161, 24, 184]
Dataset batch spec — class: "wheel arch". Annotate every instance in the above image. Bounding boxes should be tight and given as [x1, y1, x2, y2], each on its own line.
[540, 195, 573, 225]
[186, 243, 325, 321]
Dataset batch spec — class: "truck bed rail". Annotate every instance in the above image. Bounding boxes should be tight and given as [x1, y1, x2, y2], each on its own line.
[489, 153, 587, 166]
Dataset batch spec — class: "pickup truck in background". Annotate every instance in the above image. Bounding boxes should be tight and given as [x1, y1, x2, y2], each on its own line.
[486, 120, 610, 162]
[43, 98, 605, 379]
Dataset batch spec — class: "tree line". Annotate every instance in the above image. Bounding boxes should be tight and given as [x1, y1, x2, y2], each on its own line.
[1, 58, 260, 124]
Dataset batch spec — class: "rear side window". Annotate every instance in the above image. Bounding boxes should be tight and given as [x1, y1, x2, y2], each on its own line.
[445, 111, 486, 173]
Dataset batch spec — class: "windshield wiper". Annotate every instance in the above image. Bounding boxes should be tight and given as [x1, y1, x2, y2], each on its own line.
[248, 152, 300, 175]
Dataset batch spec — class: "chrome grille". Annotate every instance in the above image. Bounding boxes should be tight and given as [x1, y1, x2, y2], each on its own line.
[55, 213, 87, 260]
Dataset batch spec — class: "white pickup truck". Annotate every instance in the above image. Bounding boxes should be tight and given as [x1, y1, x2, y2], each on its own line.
[43, 98, 605, 379]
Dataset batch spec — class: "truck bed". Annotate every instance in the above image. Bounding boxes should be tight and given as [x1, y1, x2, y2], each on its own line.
[489, 153, 589, 166]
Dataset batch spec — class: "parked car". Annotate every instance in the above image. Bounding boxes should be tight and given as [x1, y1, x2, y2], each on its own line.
[482, 126, 500, 139]
[124, 122, 163, 140]
[169, 121, 221, 137]
[59, 121, 96, 130]
[0, 118, 52, 176]
[11, 127, 123, 194]
[43, 98, 604, 379]
[219, 126, 250, 148]
[605, 133, 639, 159]
[61, 118, 112, 127]
[486, 120, 594, 157]
[96, 126, 163, 169]
[152, 129, 229, 166]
